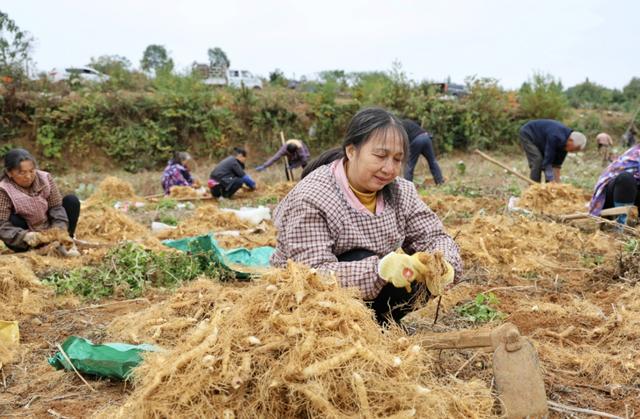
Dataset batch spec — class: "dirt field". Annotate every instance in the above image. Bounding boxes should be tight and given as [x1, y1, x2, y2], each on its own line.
[0, 150, 638, 418]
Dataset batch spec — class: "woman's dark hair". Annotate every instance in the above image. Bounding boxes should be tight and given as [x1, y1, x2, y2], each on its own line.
[171, 151, 192, 166]
[2, 148, 37, 180]
[301, 107, 408, 179]
[286, 143, 298, 153]
[233, 147, 247, 157]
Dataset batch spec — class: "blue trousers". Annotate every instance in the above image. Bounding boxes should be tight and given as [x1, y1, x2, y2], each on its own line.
[404, 133, 444, 184]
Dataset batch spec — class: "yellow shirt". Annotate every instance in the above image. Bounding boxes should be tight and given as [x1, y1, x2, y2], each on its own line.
[348, 181, 377, 213]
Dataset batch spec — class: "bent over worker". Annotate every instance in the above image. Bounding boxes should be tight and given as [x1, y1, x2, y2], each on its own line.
[256, 139, 310, 176]
[0, 148, 80, 255]
[519, 119, 586, 183]
[402, 119, 444, 184]
[271, 108, 461, 326]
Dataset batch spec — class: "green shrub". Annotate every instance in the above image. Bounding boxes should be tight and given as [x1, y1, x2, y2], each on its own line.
[519, 72, 568, 120]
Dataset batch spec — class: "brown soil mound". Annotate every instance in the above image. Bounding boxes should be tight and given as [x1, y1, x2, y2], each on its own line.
[84, 176, 140, 206]
[156, 204, 250, 240]
[518, 183, 587, 215]
[101, 264, 493, 418]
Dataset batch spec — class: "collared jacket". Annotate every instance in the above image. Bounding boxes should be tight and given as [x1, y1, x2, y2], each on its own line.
[271, 163, 462, 300]
[0, 170, 67, 250]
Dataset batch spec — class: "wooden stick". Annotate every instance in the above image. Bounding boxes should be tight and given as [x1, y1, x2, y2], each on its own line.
[432, 295, 442, 325]
[55, 343, 96, 392]
[474, 149, 536, 185]
[547, 400, 623, 419]
[280, 131, 294, 181]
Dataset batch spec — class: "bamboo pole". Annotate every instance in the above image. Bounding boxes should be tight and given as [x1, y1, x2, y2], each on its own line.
[474, 149, 536, 185]
[280, 131, 294, 181]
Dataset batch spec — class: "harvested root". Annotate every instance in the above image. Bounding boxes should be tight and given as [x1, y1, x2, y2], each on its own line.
[98, 263, 493, 418]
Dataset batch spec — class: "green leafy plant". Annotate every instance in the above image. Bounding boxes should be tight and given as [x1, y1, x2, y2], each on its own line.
[158, 213, 178, 226]
[42, 242, 219, 300]
[624, 239, 639, 253]
[155, 197, 178, 211]
[455, 292, 506, 323]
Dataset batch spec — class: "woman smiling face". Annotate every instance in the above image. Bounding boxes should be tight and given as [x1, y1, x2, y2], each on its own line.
[345, 128, 405, 193]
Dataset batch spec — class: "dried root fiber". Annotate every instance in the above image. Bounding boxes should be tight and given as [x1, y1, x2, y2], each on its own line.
[99, 263, 493, 418]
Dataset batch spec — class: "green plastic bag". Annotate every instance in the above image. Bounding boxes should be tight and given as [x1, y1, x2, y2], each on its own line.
[48, 336, 158, 380]
[163, 234, 274, 279]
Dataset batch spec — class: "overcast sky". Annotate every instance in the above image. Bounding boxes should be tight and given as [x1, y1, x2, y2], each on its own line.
[3, 0, 638, 89]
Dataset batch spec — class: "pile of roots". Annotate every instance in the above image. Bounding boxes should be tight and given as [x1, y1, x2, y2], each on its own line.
[84, 176, 140, 206]
[101, 264, 493, 418]
[0, 256, 52, 320]
[169, 185, 203, 199]
[76, 205, 163, 249]
[156, 204, 250, 240]
[422, 194, 501, 220]
[518, 183, 587, 215]
[455, 214, 613, 275]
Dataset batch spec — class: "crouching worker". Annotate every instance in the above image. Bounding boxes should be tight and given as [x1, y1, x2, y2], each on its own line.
[209, 147, 256, 199]
[589, 143, 640, 226]
[0, 148, 80, 255]
[271, 108, 462, 325]
[161, 151, 197, 195]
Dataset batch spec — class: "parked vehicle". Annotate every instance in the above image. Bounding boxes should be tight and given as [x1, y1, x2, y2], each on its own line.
[48, 67, 109, 83]
[427, 82, 469, 99]
[200, 65, 262, 89]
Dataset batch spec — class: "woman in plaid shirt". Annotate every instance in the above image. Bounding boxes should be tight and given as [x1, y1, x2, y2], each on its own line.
[0, 149, 80, 253]
[271, 108, 461, 324]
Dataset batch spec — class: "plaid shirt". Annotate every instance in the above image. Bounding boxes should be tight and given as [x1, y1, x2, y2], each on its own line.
[271, 164, 462, 299]
[0, 170, 66, 249]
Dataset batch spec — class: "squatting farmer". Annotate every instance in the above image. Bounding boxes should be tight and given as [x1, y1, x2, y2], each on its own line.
[0, 148, 80, 255]
[161, 151, 198, 195]
[209, 147, 256, 199]
[270, 107, 461, 326]
[519, 119, 587, 183]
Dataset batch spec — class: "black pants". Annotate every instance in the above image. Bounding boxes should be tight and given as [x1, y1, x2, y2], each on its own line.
[520, 131, 547, 182]
[337, 249, 428, 325]
[8, 194, 81, 252]
[603, 172, 640, 210]
[404, 134, 444, 184]
[210, 178, 244, 198]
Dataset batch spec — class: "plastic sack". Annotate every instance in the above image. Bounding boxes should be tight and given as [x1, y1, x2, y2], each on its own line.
[48, 336, 158, 380]
[0, 320, 19, 347]
[163, 234, 274, 279]
[221, 206, 271, 225]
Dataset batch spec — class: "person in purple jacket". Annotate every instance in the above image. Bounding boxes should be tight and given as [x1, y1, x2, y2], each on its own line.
[519, 119, 587, 183]
[255, 139, 310, 179]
